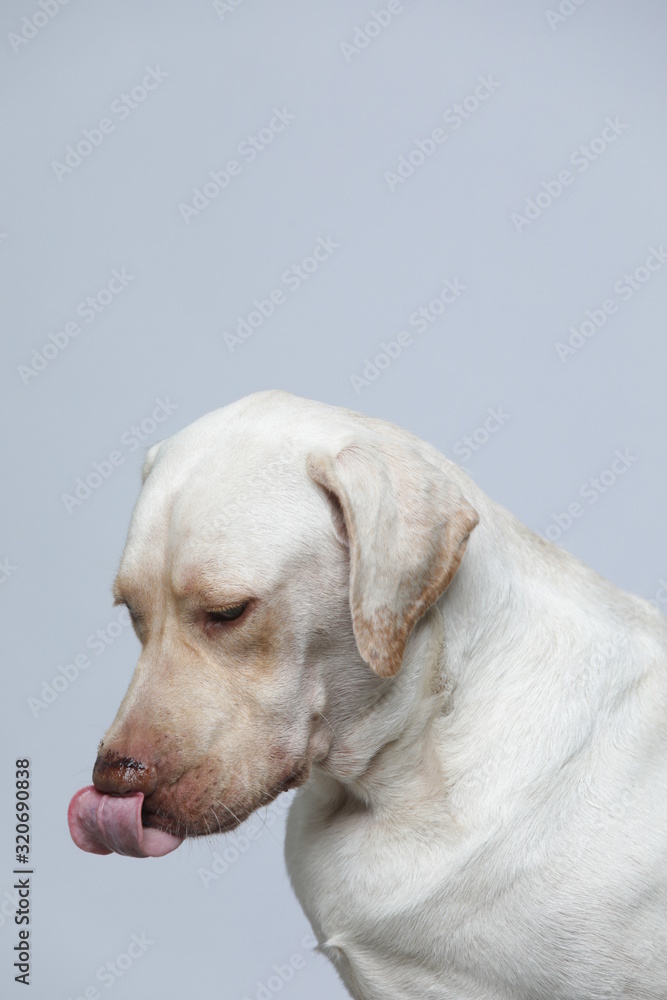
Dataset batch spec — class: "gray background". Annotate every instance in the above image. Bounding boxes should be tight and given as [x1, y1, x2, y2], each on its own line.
[1, 1, 666, 998]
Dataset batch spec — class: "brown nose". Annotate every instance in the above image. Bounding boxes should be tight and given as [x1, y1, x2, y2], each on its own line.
[92, 750, 158, 796]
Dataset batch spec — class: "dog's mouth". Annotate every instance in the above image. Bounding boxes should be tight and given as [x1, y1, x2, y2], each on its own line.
[68, 766, 309, 858]
[141, 805, 185, 837]
[143, 766, 309, 838]
[142, 805, 239, 838]
[67, 786, 184, 858]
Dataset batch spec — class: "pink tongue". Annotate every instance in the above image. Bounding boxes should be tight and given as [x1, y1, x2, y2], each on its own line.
[68, 786, 184, 858]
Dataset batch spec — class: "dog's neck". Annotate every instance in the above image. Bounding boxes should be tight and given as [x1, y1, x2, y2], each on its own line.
[312, 599, 453, 815]
[310, 494, 647, 823]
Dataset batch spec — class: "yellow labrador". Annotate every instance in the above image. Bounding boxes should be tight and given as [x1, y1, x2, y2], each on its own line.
[69, 390, 667, 1000]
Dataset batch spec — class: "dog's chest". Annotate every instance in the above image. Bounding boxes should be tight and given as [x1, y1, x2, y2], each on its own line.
[285, 787, 667, 1000]
[285, 794, 479, 998]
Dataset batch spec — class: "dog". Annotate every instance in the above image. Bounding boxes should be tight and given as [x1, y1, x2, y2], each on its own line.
[69, 390, 667, 999]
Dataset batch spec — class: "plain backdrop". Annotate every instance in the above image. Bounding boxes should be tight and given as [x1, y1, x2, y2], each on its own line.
[1, 2, 666, 998]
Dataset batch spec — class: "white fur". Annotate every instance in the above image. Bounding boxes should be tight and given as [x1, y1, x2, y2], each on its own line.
[107, 390, 667, 1000]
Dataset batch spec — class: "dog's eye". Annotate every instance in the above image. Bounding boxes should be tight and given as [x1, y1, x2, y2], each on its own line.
[207, 603, 248, 624]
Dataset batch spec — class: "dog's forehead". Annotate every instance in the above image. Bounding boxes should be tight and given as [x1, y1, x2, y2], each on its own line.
[115, 390, 383, 597]
[118, 412, 331, 596]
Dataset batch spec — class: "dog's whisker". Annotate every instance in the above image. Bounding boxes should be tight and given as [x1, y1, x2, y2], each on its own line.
[223, 773, 284, 848]
[316, 710, 339, 743]
[71, 766, 95, 778]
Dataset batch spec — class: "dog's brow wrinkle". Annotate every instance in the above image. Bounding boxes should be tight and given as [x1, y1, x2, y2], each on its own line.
[179, 586, 252, 612]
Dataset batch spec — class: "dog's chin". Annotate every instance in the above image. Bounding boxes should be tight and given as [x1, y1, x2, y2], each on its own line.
[142, 807, 246, 839]
[142, 766, 311, 839]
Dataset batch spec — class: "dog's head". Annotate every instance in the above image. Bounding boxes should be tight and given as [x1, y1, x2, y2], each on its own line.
[71, 391, 478, 852]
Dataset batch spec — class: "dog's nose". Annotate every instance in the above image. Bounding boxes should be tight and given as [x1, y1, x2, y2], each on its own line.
[92, 750, 158, 796]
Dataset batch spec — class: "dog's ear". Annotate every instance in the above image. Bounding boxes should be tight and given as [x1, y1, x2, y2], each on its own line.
[307, 440, 478, 678]
[142, 441, 165, 483]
